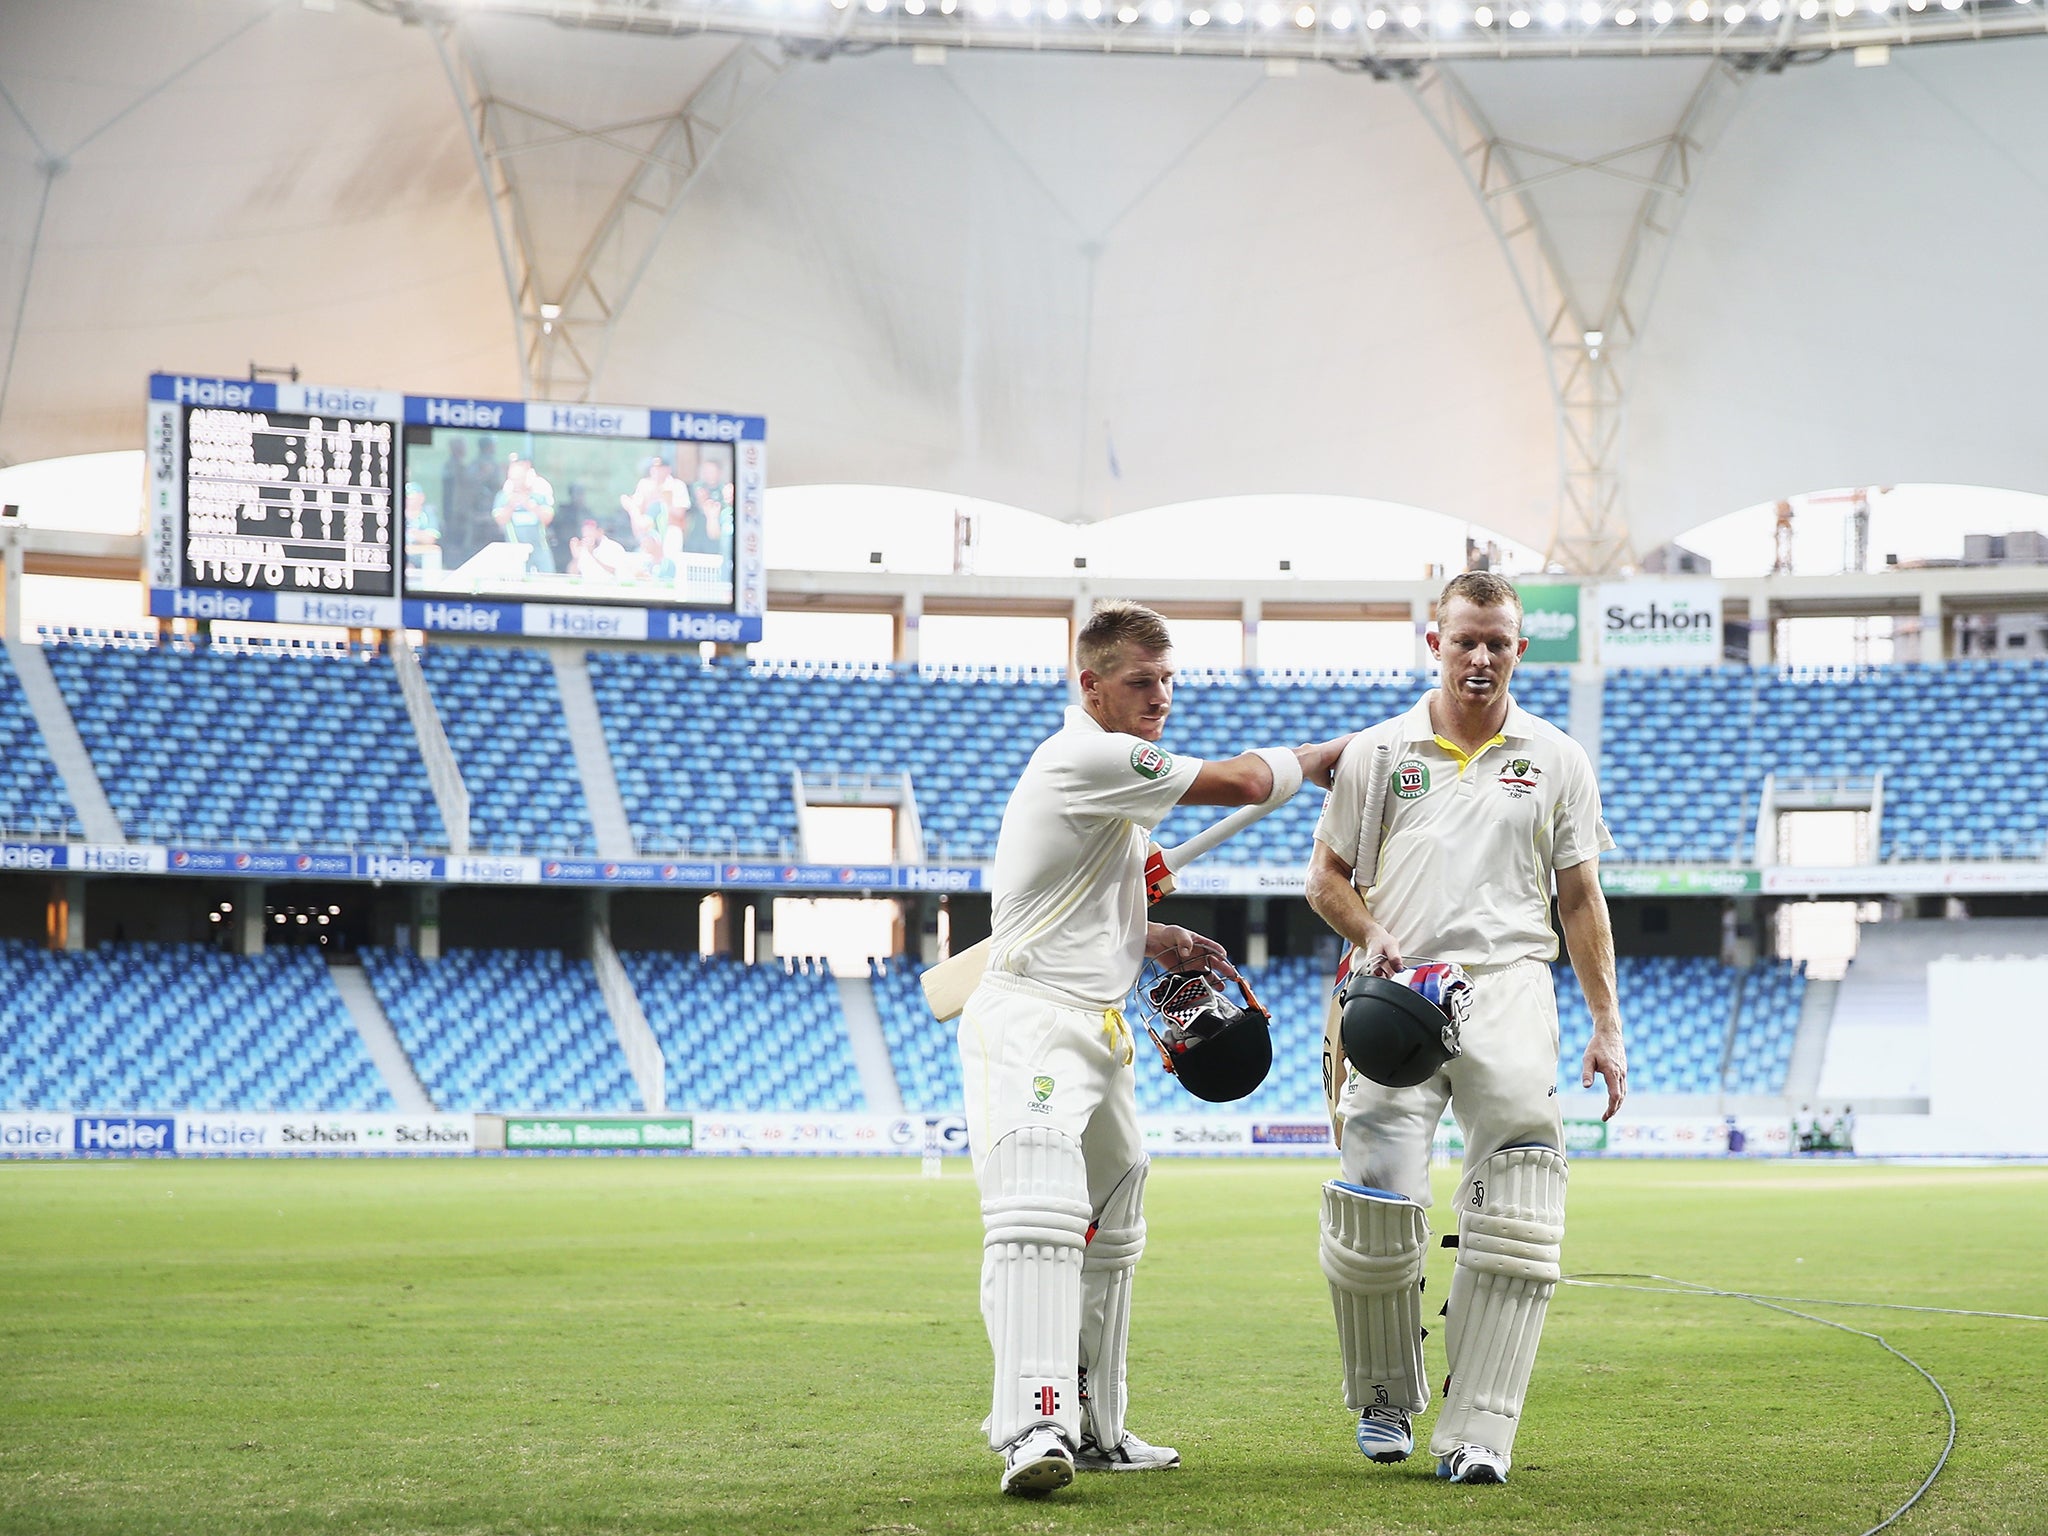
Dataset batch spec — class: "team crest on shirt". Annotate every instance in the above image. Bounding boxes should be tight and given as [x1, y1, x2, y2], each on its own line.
[1031, 1075, 1056, 1112]
[1497, 758, 1542, 798]
[1130, 744, 1172, 780]
[1394, 759, 1430, 800]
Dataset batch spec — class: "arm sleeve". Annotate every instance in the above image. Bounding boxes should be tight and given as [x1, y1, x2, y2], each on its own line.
[1551, 742, 1618, 870]
[1312, 732, 1377, 867]
[1062, 733, 1205, 833]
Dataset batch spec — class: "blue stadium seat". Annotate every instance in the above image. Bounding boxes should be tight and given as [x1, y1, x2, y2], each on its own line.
[43, 637, 446, 851]
[360, 946, 635, 1111]
[0, 939, 391, 1111]
[0, 647, 81, 839]
[418, 645, 597, 856]
[623, 951, 865, 1112]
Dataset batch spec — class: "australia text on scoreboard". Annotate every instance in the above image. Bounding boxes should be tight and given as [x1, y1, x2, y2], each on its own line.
[145, 374, 766, 644]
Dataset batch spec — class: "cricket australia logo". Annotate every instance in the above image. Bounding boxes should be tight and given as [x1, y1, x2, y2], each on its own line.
[1029, 1075, 1055, 1114]
[1497, 757, 1542, 799]
[1394, 759, 1430, 800]
[1130, 743, 1172, 780]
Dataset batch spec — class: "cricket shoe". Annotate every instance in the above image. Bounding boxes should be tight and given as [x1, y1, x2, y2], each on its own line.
[1355, 1405, 1413, 1463]
[1436, 1443, 1509, 1484]
[1073, 1431, 1180, 1473]
[1000, 1426, 1075, 1497]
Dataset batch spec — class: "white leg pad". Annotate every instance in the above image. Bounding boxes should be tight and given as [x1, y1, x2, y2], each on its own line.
[981, 1127, 1092, 1449]
[1078, 1158, 1148, 1448]
[1319, 1181, 1430, 1414]
[1429, 1145, 1568, 1460]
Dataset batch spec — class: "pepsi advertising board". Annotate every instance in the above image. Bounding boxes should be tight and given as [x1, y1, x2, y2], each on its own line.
[147, 376, 766, 644]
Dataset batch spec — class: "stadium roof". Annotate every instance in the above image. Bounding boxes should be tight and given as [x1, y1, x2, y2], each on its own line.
[2, 0, 2045, 568]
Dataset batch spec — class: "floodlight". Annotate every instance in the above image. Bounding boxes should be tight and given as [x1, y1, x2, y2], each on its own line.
[1938, 0, 1962, 10]
[1010, 0, 1030, 17]
[1870, 0, 1890, 12]
[1833, 0, 1851, 14]
[1542, 0, 1564, 20]
[1222, 0, 1245, 17]
[1508, 5, 1529, 21]
[1614, 5, 1633, 18]
[1153, 0, 1177, 18]
[1651, 0, 1672, 16]
[1757, 0, 1777, 16]
[1367, 4, 1386, 22]
[1687, 0, 1706, 16]
[1798, 0, 1818, 14]
[1330, 3, 1353, 21]
[1259, 1, 1282, 21]
[907, 0, 925, 12]
[1044, 0, 1061, 12]
[1190, 6, 1211, 19]
[1580, 0, 1599, 18]
[1724, 2, 1742, 18]
[1401, 2, 1422, 20]
[1474, 3, 1493, 19]
[1118, 2, 1139, 16]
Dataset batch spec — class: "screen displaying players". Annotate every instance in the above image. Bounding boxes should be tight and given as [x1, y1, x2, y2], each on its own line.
[401, 427, 736, 610]
[181, 407, 395, 596]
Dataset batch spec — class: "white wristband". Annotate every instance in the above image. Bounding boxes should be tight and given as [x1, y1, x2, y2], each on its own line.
[1252, 746, 1304, 809]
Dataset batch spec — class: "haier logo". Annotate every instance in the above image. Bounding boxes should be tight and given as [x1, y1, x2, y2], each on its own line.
[173, 590, 255, 620]
[664, 613, 745, 642]
[76, 1116, 176, 1153]
[364, 855, 439, 882]
[172, 377, 253, 406]
[541, 608, 627, 636]
[536, 404, 638, 436]
[299, 387, 382, 416]
[450, 857, 530, 884]
[75, 845, 158, 873]
[423, 603, 503, 632]
[668, 412, 745, 441]
[0, 845, 56, 870]
[292, 597, 390, 627]
[904, 867, 979, 891]
[423, 398, 507, 428]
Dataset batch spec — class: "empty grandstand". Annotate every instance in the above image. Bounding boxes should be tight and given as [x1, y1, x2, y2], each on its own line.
[360, 947, 635, 1113]
[0, 940, 391, 1112]
[0, 646, 78, 840]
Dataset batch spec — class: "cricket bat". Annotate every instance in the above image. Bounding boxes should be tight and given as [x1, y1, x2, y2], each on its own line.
[918, 794, 1293, 1022]
[1323, 741, 1392, 1144]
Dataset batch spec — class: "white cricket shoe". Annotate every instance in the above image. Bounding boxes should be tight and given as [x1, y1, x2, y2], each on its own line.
[1000, 1426, 1076, 1497]
[1436, 1443, 1509, 1484]
[1355, 1405, 1413, 1463]
[1073, 1431, 1180, 1472]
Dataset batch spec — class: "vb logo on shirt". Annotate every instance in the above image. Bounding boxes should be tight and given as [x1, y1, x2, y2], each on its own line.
[1130, 744, 1172, 780]
[1394, 759, 1430, 800]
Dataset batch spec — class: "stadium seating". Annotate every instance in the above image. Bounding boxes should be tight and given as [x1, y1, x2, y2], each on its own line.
[0, 647, 80, 839]
[0, 939, 391, 1111]
[621, 951, 865, 1112]
[586, 659, 1572, 862]
[418, 645, 597, 856]
[1603, 661, 2048, 862]
[1725, 959, 1807, 1094]
[43, 636, 446, 851]
[870, 956, 959, 1113]
[360, 946, 635, 1111]
[1556, 954, 1736, 1095]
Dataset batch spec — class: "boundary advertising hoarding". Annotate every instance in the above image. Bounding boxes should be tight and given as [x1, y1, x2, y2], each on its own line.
[1595, 579, 1722, 667]
[0, 1113, 477, 1156]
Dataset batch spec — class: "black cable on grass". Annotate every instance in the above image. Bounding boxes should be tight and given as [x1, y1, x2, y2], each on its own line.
[1561, 1272, 1996, 1536]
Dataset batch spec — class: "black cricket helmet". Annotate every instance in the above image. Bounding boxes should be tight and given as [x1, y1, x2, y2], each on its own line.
[1338, 960, 1474, 1088]
[1136, 964, 1273, 1103]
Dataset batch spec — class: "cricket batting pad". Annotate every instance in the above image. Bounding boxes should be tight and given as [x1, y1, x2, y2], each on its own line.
[1078, 1158, 1148, 1449]
[1430, 1144, 1568, 1460]
[981, 1126, 1091, 1449]
[1319, 1180, 1430, 1414]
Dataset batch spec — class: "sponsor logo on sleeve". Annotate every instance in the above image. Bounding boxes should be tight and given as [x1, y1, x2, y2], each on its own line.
[1130, 744, 1172, 780]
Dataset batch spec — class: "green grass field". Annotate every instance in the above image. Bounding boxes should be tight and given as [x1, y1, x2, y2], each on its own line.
[3, 1157, 2045, 1536]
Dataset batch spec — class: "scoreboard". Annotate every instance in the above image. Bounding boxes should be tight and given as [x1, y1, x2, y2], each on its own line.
[180, 406, 395, 596]
[145, 374, 767, 644]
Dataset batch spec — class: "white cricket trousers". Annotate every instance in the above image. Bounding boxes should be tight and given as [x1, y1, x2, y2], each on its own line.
[957, 972, 1144, 1203]
[1337, 957, 1564, 1206]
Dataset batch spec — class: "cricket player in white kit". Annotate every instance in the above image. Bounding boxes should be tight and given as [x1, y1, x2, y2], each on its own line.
[960, 600, 1349, 1497]
[1307, 572, 1628, 1486]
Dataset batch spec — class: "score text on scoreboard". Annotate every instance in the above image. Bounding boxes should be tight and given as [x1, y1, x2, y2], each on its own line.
[181, 406, 395, 596]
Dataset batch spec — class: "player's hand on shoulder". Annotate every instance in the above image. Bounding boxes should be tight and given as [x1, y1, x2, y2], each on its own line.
[1296, 733, 1355, 790]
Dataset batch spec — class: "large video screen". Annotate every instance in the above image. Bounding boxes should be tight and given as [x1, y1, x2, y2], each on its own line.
[180, 405, 395, 596]
[401, 426, 735, 610]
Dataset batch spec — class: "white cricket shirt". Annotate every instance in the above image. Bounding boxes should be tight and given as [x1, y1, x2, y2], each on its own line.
[987, 706, 1204, 1009]
[1314, 693, 1613, 969]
